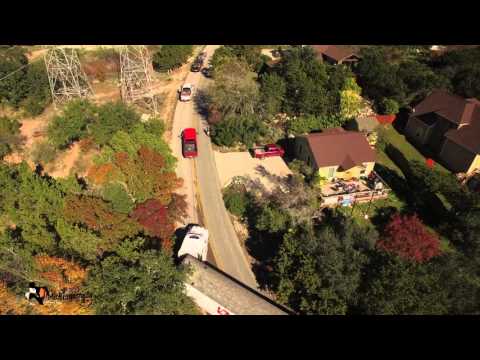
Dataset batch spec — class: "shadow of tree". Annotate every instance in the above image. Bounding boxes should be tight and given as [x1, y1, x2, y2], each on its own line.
[193, 89, 210, 121]
[382, 143, 449, 227]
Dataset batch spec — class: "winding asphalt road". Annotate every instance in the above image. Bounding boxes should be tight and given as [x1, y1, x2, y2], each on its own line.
[170, 45, 258, 289]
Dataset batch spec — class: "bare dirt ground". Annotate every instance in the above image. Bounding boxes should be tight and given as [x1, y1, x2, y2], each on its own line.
[213, 151, 293, 192]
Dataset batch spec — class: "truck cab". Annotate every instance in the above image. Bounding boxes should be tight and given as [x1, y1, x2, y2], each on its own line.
[178, 225, 209, 261]
[181, 128, 198, 158]
[179, 83, 194, 102]
[253, 144, 285, 159]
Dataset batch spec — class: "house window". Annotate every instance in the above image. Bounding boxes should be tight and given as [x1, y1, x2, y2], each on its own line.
[328, 167, 335, 178]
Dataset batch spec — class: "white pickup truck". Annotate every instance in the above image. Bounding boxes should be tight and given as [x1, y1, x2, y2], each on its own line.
[178, 225, 209, 261]
[179, 83, 194, 102]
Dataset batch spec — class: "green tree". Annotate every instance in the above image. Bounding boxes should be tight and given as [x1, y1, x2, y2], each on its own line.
[273, 222, 368, 314]
[0, 116, 22, 159]
[102, 182, 134, 214]
[357, 252, 448, 315]
[452, 66, 480, 99]
[90, 101, 140, 146]
[379, 98, 400, 115]
[339, 77, 363, 119]
[0, 47, 29, 107]
[212, 114, 266, 148]
[0, 162, 64, 252]
[152, 45, 193, 72]
[276, 47, 332, 116]
[259, 72, 286, 116]
[95, 122, 176, 171]
[255, 205, 289, 234]
[47, 99, 97, 149]
[207, 57, 260, 117]
[20, 60, 52, 116]
[55, 219, 105, 263]
[86, 245, 197, 315]
[223, 185, 250, 218]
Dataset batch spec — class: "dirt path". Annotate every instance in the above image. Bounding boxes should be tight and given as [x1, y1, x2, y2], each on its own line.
[45, 142, 81, 178]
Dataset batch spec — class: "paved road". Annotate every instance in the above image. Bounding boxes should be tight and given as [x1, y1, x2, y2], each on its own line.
[170, 45, 258, 289]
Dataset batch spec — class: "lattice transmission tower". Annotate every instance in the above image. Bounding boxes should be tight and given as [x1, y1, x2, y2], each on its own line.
[119, 45, 158, 114]
[44, 47, 93, 107]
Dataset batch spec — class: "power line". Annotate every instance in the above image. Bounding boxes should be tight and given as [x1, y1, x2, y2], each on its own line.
[0, 63, 30, 82]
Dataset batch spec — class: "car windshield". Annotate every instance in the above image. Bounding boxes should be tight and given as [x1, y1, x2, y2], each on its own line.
[184, 141, 196, 153]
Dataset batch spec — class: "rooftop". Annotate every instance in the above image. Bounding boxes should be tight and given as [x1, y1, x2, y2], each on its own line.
[413, 90, 480, 154]
[311, 45, 359, 62]
[181, 255, 289, 315]
[305, 128, 376, 170]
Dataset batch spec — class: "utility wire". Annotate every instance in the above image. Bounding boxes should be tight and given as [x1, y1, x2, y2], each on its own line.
[0, 63, 30, 82]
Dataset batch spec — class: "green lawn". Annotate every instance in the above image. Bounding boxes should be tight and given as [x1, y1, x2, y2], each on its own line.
[379, 125, 449, 173]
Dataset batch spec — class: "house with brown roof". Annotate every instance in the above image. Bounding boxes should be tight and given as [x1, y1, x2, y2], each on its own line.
[311, 45, 360, 66]
[404, 90, 480, 174]
[294, 128, 376, 181]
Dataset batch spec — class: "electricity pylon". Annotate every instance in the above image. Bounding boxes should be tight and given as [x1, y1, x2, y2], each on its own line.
[119, 45, 158, 114]
[44, 47, 93, 107]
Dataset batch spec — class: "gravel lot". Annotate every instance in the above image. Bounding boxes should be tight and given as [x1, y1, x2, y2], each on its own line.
[214, 151, 293, 192]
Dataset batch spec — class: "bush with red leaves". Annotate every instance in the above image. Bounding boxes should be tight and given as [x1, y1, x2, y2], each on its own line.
[377, 213, 441, 263]
[131, 199, 174, 251]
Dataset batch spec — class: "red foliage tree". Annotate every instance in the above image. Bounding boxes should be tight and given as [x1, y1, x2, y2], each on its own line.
[64, 194, 140, 245]
[131, 199, 174, 251]
[377, 213, 441, 263]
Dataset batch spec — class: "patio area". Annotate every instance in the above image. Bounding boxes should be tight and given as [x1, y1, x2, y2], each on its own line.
[320, 171, 390, 207]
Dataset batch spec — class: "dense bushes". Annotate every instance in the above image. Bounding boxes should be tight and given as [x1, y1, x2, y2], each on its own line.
[152, 45, 193, 72]
[285, 114, 346, 136]
[223, 183, 251, 218]
[0, 116, 22, 159]
[211, 114, 267, 148]
[0, 47, 51, 115]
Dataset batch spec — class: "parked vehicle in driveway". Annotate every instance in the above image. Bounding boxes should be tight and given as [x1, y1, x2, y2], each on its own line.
[253, 144, 285, 159]
[179, 83, 194, 101]
[182, 128, 198, 158]
[201, 65, 213, 78]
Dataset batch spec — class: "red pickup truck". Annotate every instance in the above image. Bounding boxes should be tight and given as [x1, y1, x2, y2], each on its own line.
[182, 128, 198, 158]
[253, 144, 285, 159]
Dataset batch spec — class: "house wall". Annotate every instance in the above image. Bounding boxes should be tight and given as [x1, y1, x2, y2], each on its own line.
[318, 162, 375, 181]
[439, 139, 476, 173]
[294, 137, 318, 170]
[467, 154, 480, 175]
[404, 116, 431, 145]
[429, 116, 457, 154]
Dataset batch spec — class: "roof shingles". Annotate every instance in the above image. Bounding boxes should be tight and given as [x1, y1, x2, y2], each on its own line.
[305, 128, 376, 170]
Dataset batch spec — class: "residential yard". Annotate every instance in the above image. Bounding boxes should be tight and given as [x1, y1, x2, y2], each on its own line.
[357, 123, 456, 253]
[378, 124, 449, 173]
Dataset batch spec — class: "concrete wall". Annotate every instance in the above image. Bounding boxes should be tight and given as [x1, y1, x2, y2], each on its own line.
[184, 283, 235, 315]
[439, 139, 475, 173]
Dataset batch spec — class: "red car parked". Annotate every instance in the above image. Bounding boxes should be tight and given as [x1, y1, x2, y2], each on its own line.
[253, 144, 285, 159]
[182, 128, 198, 158]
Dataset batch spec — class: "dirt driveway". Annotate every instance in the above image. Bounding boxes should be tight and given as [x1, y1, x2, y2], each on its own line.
[214, 151, 293, 192]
